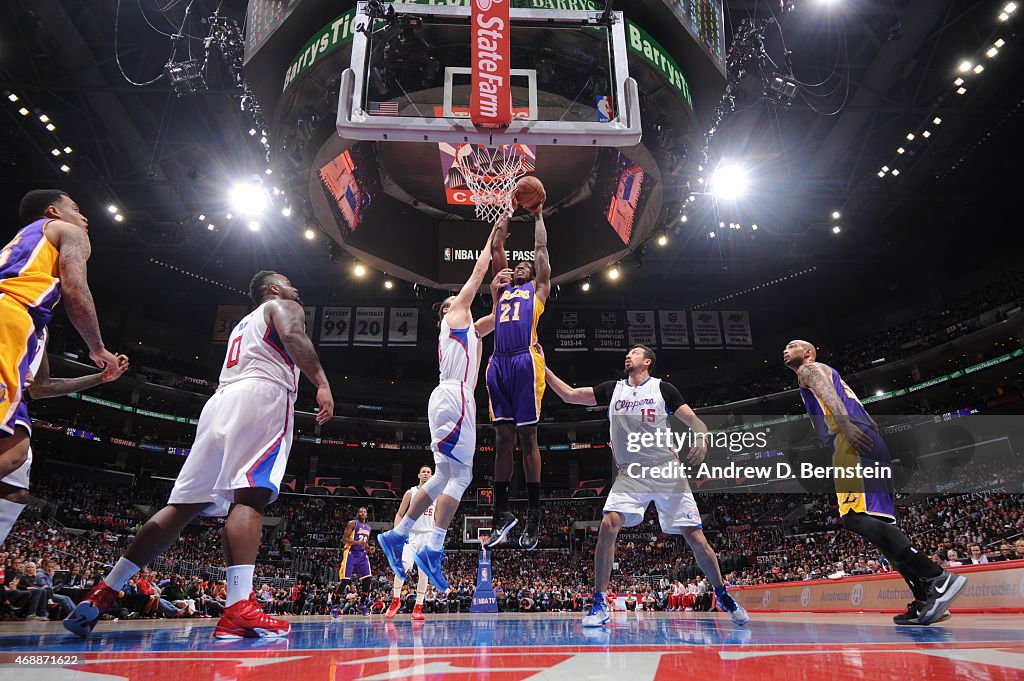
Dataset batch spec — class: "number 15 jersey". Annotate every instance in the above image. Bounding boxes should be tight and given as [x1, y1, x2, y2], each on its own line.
[593, 377, 687, 468]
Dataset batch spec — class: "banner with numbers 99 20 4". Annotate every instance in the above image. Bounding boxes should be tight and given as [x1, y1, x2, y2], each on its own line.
[319, 306, 352, 346]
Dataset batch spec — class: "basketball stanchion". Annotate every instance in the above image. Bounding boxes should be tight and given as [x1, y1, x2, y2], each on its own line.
[470, 545, 498, 613]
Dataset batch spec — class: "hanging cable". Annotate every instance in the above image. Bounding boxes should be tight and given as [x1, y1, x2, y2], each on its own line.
[115, 0, 169, 86]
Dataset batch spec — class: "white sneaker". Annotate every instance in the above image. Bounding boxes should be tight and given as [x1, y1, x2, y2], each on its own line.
[715, 588, 750, 626]
[582, 593, 610, 627]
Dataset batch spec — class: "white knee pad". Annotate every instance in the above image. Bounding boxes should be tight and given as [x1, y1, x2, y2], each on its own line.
[420, 462, 450, 501]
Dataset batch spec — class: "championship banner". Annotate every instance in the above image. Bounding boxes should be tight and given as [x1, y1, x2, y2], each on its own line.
[303, 306, 317, 339]
[722, 310, 753, 348]
[470, 0, 512, 127]
[553, 310, 588, 352]
[211, 305, 249, 342]
[691, 310, 723, 349]
[319, 306, 352, 346]
[626, 310, 657, 347]
[658, 310, 690, 349]
[592, 310, 627, 352]
[353, 307, 386, 346]
[387, 308, 419, 347]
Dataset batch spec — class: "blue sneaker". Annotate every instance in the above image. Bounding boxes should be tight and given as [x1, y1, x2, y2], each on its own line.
[582, 592, 610, 627]
[715, 586, 750, 626]
[378, 529, 409, 580]
[413, 546, 449, 592]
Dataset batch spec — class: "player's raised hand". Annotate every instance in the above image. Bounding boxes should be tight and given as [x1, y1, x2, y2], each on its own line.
[686, 437, 708, 466]
[315, 384, 335, 425]
[89, 347, 119, 370]
[838, 421, 874, 453]
[532, 342, 545, 363]
[495, 268, 513, 285]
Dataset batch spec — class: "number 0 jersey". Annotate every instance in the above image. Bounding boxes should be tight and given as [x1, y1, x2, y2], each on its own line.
[219, 302, 300, 394]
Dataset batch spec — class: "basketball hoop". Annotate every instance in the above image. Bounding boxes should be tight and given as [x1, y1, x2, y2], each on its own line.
[457, 145, 527, 223]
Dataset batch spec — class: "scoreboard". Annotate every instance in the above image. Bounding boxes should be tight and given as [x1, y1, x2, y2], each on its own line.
[662, 0, 726, 74]
[244, 0, 302, 62]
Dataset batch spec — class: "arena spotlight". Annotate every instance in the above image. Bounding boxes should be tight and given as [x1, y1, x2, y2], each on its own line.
[680, 215, 688, 223]
[113, 214, 124, 223]
[39, 114, 50, 123]
[607, 265, 620, 280]
[657, 232, 668, 246]
[708, 231, 716, 238]
[581, 277, 591, 292]
[248, 221, 261, 232]
[958, 61, 972, 72]
[107, 204, 119, 214]
[831, 211, 841, 220]
[1005, 2, 1017, 14]
[45, 123, 55, 132]
[751, 224, 758, 230]
[891, 169, 900, 176]
[63, 146, 72, 154]
[957, 87, 967, 95]
[7, 93, 18, 102]
[954, 77, 965, 86]
[996, 39, 1006, 48]
[905, 133, 915, 141]
[59, 165, 70, 173]
[833, 225, 841, 234]
[198, 214, 206, 221]
[18, 108, 29, 116]
[875, 389, 884, 396]
[51, 149, 61, 156]
[207, 223, 216, 231]
[384, 279, 394, 290]
[304, 228, 316, 240]
[710, 163, 749, 200]
[922, 130, 931, 138]
[987, 47, 999, 58]
[353, 262, 367, 277]
[973, 64, 985, 74]
[229, 182, 269, 217]
[897, 147, 905, 154]
[282, 207, 292, 217]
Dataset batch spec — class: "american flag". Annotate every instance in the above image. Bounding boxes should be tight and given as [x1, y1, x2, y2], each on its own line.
[367, 101, 399, 115]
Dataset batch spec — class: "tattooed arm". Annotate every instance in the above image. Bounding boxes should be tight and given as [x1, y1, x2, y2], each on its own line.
[796, 363, 874, 452]
[28, 350, 130, 399]
[55, 223, 117, 369]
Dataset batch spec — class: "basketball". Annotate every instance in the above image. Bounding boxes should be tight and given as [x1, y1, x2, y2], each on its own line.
[514, 176, 546, 212]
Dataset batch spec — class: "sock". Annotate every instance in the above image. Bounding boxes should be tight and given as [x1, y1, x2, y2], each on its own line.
[226, 565, 255, 606]
[428, 527, 447, 551]
[494, 482, 510, 515]
[594, 591, 605, 604]
[0, 498, 26, 545]
[896, 545, 943, 580]
[526, 482, 541, 510]
[394, 516, 416, 537]
[103, 557, 141, 591]
[393, 576, 404, 599]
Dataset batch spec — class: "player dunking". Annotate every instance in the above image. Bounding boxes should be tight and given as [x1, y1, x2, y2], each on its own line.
[784, 340, 966, 625]
[339, 506, 373, 615]
[483, 203, 550, 550]
[542, 343, 749, 627]
[384, 465, 435, 620]
[0, 328, 129, 547]
[1, 190, 119, 483]
[64, 271, 334, 638]
[378, 224, 498, 592]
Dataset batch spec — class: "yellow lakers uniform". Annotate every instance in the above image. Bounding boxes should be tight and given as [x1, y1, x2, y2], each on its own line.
[0, 219, 61, 436]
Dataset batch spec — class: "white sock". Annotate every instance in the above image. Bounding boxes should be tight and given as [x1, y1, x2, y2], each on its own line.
[428, 527, 447, 551]
[394, 516, 416, 537]
[393, 575, 404, 598]
[103, 557, 141, 591]
[0, 498, 26, 545]
[226, 565, 255, 606]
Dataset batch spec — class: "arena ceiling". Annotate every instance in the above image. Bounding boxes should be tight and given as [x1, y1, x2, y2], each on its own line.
[0, 0, 1020, 337]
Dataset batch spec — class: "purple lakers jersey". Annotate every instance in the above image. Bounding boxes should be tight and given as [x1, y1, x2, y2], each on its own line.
[0, 219, 61, 328]
[349, 520, 371, 554]
[494, 281, 544, 354]
[799, 363, 875, 444]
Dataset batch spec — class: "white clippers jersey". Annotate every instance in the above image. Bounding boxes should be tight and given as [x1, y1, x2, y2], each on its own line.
[407, 486, 436, 533]
[437, 315, 481, 386]
[219, 302, 300, 394]
[608, 377, 677, 467]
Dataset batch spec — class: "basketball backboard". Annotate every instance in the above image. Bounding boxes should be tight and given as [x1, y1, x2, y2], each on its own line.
[338, 2, 640, 147]
[463, 516, 493, 545]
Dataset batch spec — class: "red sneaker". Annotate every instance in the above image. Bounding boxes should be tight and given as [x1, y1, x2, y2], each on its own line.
[385, 597, 402, 619]
[214, 594, 290, 639]
[412, 604, 425, 621]
[63, 582, 120, 638]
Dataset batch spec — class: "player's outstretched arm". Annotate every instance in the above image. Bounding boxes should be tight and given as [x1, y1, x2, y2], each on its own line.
[491, 215, 510, 275]
[266, 299, 334, 424]
[53, 223, 117, 370]
[394, 490, 412, 527]
[531, 208, 551, 302]
[342, 520, 358, 546]
[28, 348, 130, 400]
[448, 227, 497, 329]
[474, 269, 510, 337]
[535, 343, 596, 405]
[672, 403, 709, 465]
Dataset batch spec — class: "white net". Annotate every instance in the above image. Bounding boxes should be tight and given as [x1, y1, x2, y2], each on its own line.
[457, 145, 528, 223]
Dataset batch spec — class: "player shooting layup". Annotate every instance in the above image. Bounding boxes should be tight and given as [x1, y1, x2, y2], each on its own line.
[65, 271, 334, 639]
[378, 224, 498, 592]
[484, 203, 550, 550]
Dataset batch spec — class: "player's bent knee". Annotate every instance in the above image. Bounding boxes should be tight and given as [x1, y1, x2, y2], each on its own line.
[421, 469, 448, 501]
[441, 463, 472, 500]
[600, 512, 624, 534]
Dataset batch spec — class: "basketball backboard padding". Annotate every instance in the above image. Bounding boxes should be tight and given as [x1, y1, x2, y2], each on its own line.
[337, 4, 641, 147]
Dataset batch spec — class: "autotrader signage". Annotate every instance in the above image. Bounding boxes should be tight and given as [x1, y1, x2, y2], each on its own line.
[281, 1, 694, 110]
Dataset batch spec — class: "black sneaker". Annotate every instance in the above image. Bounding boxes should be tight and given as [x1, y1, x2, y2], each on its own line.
[483, 512, 518, 548]
[894, 601, 951, 625]
[916, 570, 967, 625]
[519, 509, 541, 550]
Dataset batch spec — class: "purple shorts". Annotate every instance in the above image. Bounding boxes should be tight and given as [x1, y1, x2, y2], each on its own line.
[836, 428, 896, 522]
[486, 350, 545, 426]
[340, 549, 371, 580]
